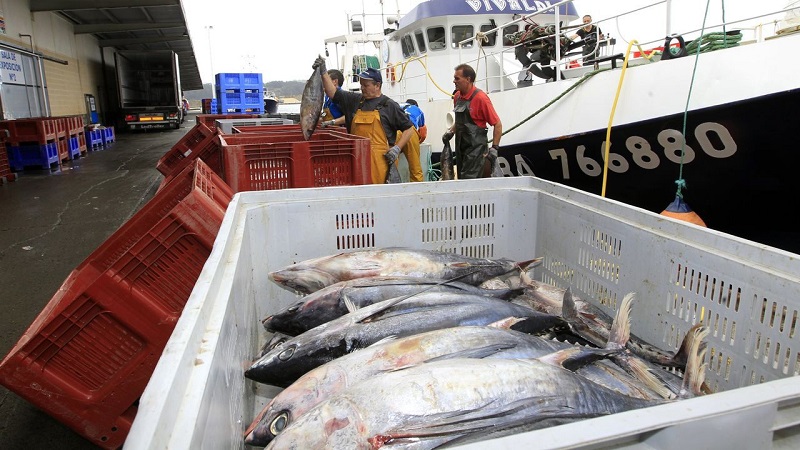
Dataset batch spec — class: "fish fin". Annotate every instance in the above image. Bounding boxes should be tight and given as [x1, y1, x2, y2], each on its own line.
[487, 316, 526, 329]
[561, 286, 579, 322]
[605, 292, 634, 350]
[538, 346, 618, 372]
[672, 323, 706, 369]
[422, 343, 520, 365]
[516, 257, 543, 273]
[680, 324, 709, 397]
[612, 355, 676, 400]
[389, 395, 572, 438]
[342, 293, 358, 314]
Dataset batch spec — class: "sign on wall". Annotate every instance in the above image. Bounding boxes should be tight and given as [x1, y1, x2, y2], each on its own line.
[0, 50, 26, 85]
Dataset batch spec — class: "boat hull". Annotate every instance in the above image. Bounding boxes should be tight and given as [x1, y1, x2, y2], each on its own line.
[492, 89, 800, 253]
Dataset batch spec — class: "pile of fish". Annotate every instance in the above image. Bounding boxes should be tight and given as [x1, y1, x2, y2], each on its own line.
[244, 247, 708, 449]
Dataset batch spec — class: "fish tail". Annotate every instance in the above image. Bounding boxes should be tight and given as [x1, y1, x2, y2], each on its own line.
[680, 324, 709, 397]
[606, 292, 633, 350]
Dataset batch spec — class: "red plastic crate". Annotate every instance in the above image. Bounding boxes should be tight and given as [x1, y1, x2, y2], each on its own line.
[231, 124, 302, 134]
[0, 159, 232, 449]
[195, 113, 259, 131]
[155, 122, 214, 176]
[0, 118, 60, 143]
[219, 130, 371, 192]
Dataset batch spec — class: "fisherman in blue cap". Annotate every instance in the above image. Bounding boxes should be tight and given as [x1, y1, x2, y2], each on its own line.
[313, 57, 414, 184]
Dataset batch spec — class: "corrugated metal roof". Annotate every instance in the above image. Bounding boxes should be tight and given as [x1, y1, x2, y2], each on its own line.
[31, 0, 203, 91]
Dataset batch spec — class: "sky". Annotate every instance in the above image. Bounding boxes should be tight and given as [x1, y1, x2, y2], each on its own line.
[182, 0, 794, 85]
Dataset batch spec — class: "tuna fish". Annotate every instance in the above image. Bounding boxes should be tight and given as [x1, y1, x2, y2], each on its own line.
[515, 273, 698, 369]
[265, 312, 708, 450]
[264, 353, 660, 450]
[299, 60, 324, 141]
[385, 159, 402, 183]
[262, 276, 523, 336]
[440, 140, 454, 180]
[245, 291, 564, 387]
[268, 247, 533, 295]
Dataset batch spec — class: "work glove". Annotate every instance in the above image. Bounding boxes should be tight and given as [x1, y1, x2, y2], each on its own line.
[312, 55, 327, 73]
[384, 145, 401, 163]
[442, 130, 454, 144]
[488, 145, 503, 177]
[487, 145, 499, 165]
[320, 120, 335, 128]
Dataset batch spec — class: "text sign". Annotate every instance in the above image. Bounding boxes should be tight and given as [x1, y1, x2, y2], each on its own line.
[0, 50, 26, 85]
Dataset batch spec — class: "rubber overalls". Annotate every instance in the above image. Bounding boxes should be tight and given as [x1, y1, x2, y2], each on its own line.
[396, 128, 423, 182]
[453, 90, 490, 179]
[351, 100, 391, 184]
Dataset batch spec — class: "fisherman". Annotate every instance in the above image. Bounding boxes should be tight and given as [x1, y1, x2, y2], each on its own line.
[442, 64, 502, 179]
[506, 22, 568, 82]
[313, 57, 414, 184]
[319, 69, 345, 128]
[569, 14, 605, 65]
[396, 99, 426, 182]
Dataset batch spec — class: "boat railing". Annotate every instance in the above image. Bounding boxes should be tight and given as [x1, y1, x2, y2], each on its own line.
[449, 0, 796, 92]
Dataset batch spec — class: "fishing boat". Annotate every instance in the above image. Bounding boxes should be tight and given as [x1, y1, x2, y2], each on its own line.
[322, 0, 800, 253]
[264, 90, 279, 114]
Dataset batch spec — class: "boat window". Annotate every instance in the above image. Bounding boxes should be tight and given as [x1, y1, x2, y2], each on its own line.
[401, 34, 417, 58]
[427, 27, 446, 51]
[414, 29, 427, 54]
[451, 25, 474, 48]
[502, 24, 520, 46]
[479, 24, 497, 46]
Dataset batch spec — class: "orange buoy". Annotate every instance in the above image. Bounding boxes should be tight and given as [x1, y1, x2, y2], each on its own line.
[661, 195, 706, 227]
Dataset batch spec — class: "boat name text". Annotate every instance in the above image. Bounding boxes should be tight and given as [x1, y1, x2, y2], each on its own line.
[465, 1, 555, 14]
[499, 122, 737, 179]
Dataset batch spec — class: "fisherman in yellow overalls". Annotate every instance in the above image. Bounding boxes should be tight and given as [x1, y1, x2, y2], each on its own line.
[314, 57, 414, 184]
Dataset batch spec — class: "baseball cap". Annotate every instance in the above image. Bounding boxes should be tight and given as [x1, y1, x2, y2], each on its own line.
[358, 67, 382, 83]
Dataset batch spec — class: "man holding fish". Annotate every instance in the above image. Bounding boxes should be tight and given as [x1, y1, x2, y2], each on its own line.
[312, 56, 414, 184]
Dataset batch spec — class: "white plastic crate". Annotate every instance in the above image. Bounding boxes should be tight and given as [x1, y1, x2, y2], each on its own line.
[214, 117, 294, 134]
[125, 177, 800, 449]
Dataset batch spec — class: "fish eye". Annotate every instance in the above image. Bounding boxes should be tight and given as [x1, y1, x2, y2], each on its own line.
[269, 412, 290, 435]
[278, 347, 295, 361]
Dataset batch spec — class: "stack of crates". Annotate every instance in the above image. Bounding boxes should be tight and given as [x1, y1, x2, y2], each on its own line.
[0, 118, 62, 170]
[0, 159, 233, 449]
[201, 98, 218, 114]
[215, 73, 263, 114]
[55, 115, 87, 160]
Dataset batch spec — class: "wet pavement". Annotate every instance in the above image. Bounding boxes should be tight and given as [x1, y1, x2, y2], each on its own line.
[0, 115, 195, 449]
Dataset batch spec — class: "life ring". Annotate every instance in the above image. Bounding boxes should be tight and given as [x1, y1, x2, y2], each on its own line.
[385, 63, 397, 85]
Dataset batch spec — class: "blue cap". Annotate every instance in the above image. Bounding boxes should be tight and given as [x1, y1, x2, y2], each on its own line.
[358, 67, 382, 84]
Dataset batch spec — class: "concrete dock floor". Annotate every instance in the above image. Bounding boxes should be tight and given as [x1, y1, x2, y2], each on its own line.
[0, 115, 195, 449]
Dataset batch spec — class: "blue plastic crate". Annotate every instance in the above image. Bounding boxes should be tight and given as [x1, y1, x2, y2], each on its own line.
[215, 72, 263, 93]
[7, 142, 59, 170]
[243, 92, 262, 107]
[88, 129, 104, 150]
[102, 127, 115, 145]
[68, 136, 81, 159]
[216, 91, 244, 107]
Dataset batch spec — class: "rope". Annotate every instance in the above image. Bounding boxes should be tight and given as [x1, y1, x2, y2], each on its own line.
[674, 0, 714, 199]
[684, 31, 741, 54]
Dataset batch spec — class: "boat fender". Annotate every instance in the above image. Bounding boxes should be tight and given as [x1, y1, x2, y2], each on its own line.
[660, 34, 687, 60]
[660, 195, 706, 227]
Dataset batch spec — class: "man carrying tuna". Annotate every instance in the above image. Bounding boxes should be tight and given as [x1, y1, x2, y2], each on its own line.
[313, 56, 414, 184]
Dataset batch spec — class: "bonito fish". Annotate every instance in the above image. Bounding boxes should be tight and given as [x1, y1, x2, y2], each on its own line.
[268, 247, 533, 295]
[300, 59, 324, 141]
[245, 291, 564, 387]
[262, 276, 523, 336]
